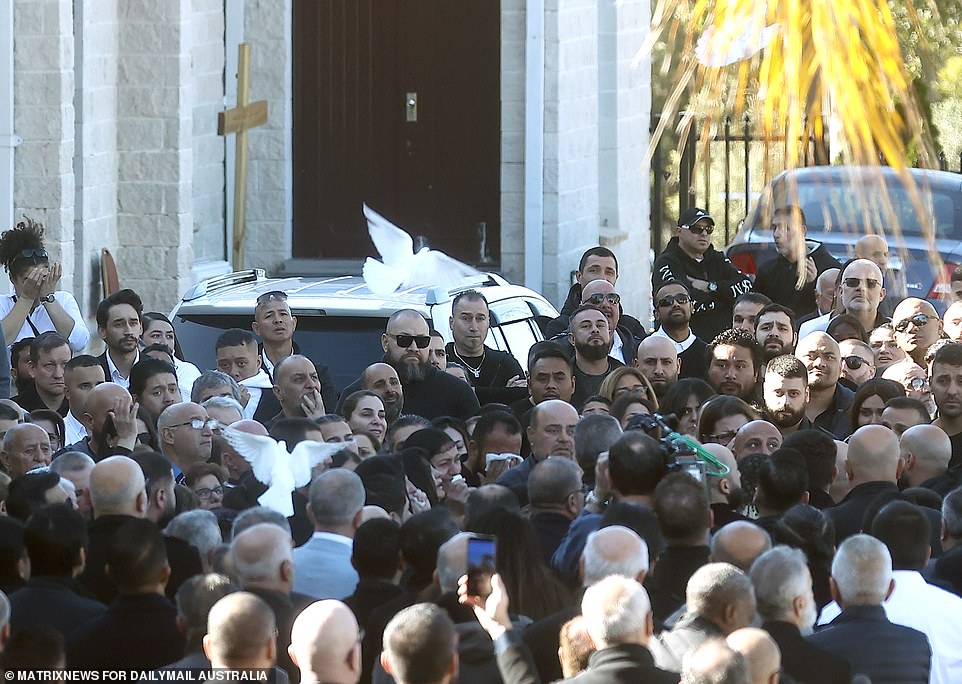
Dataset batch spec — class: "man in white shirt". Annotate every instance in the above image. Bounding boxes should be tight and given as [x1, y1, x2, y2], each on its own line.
[818, 501, 962, 684]
[95, 289, 143, 389]
[215, 328, 281, 425]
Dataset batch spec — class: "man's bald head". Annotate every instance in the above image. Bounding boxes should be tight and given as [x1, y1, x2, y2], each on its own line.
[814, 268, 840, 315]
[710, 522, 772, 573]
[582, 525, 649, 585]
[231, 523, 293, 589]
[846, 424, 901, 484]
[289, 600, 361, 684]
[726, 628, 781, 684]
[900, 424, 952, 485]
[204, 592, 277, 669]
[635, 336, 680, 397]
[854, 235, 889, 271]
[230, 419, 269, 436]
[89, 455, 147, 518]
[730, 421, 782, 461]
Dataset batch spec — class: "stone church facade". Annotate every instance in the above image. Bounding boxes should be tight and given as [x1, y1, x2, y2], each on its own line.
[4, 0, 652, 343]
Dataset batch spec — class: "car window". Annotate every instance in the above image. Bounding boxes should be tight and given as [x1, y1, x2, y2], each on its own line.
[499, 320, 539, 363]
[173, 313, 386, 392]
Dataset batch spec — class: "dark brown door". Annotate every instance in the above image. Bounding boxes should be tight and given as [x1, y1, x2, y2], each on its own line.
[292, 0, 501, 265]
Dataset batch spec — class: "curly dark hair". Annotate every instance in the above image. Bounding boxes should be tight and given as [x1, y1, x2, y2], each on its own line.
[0, 217, 47, 277]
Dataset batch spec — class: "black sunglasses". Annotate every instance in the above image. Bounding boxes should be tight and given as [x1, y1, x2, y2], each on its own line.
[894, 314, 932, 333]
[656, 293, 691, 308]
[585, 293, 621, 306]
[13, 248, 48, 263]
[843, 277, 880, 289]
[683, 223, 714, 236]
[387, 333, 432, 349]
[256, 290, 288, 306]
[843, 355, 872, 370]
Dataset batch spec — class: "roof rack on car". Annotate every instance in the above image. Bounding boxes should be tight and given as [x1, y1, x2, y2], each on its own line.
[181, 269, 266, 302]
[424, 272, 509, 305]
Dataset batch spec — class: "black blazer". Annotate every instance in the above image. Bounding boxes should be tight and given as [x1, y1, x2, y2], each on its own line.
[763, 620, 850, 684]
[806, 604, 930, 684]
[9, 575, 106, 637]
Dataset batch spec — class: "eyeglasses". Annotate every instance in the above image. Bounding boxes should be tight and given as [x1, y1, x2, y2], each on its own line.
[584, 293, 621, 306]
[894, 314, 932, 333]
[256, 290, 288, 306]
[843, 277, 880, 289]
[386, 333, 432, 349]
[168, 418, 218, 431]
[843, 356, 873, 370]
[683, 223, 714, 236]
[194, 485, 224, 499]
[656, 293, 691, 308]
[705, 429, 737, 443]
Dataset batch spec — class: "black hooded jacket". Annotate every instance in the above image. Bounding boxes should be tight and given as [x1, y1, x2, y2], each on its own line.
[652, 237, 753, 342]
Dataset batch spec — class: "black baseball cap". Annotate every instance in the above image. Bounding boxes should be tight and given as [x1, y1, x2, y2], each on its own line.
[678, 207, 714, 228]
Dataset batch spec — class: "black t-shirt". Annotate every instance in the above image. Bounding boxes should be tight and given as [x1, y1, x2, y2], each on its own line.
[444, 343, 527, 406]
[949, 431, 962, 471]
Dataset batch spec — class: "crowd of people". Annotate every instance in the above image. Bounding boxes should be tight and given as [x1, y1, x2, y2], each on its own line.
[0, 207, 959, 684]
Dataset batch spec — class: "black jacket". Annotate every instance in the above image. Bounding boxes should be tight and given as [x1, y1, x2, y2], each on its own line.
[547, 283, 648, 341]
[9, 575, 106, 637]
[548, 325, 641, 367]
[644, 545, 710, 624]
[812, 383, 855, 440]
[338, 364, 480, 421]
[763, 620, 851, 684]
[753, 243, 841, 319]
[806, 604, 930, 684]
[653, 237, 753, 342]
[443, 342, 528, 406]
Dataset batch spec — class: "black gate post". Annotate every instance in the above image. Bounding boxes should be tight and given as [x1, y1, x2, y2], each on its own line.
[651, 113, 664, 251]
[679, 120, 697, 213]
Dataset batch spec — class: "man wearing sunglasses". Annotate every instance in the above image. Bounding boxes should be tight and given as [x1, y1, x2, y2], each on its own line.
[555, 279, 641, 366]
[892, 298, 943, 367]
[653, 207, 753, 342]
[838, 339, 877, 388]
[650, 281, 708, 380]
[339, 309, 480, 421]
[545, 247, 647, 342]
[753, 206, 842, 320]
[798, 259, 889, 340]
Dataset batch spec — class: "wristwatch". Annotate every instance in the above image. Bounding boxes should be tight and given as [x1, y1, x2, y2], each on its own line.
[40, 294, 55, 304]
[708, 281, 718, 292]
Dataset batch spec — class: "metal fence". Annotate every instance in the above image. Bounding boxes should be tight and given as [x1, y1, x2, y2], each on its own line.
[650, 113, 962, 252]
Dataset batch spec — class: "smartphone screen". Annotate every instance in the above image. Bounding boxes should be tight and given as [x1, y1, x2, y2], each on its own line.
[466, 534, 497, 597]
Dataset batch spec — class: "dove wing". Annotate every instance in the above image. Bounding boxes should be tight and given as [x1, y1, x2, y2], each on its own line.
[222, 427, 279, 485]
[289, 440, 345, 487]
[403, 249, 482, 290]
[364, 204, 414, 267]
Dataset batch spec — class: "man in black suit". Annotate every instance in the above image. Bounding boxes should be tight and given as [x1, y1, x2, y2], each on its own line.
[751, 546, 850, 683]
[67, 517, 185, 670]
[807, 534, 931, 683]
[930, 487, 962, 596]
[95, 288, 143, 389]
[9, 503, 105, 636]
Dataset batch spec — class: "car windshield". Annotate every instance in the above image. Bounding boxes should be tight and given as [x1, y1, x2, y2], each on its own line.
[762, 175, 960, 240]
[173, 313, 387, 392]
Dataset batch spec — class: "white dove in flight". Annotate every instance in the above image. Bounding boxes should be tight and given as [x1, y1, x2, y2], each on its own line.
[361, 203, 481, 295]
[223, 426, 343, 517]
[695, 13, 779, 67]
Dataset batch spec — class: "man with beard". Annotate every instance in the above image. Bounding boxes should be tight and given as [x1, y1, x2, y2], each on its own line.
[930, 343, 962, 470]
[59, 382, 139, 460]
[651, 281, 708, 380]
[755, 304, 797, 364]
[732, 292, 771, 333]
[444, 290, 526, 404]
[653, 207, 753, 341]
[340, 310, 479, 421]
[95, 288, 143, 389]
[762, 355, 812, 436]
[635, 336, 680, 400]
[361, 362, 404, 424]
[799, 258, 889, 339]
[156, 401, 214, 482]
[795, 332, 855, 440]
[568, 305, 622, 410]
[893, 298, 943, 367]
[751, 546, 851, 684]
[702, 443, 748, 531]
[706, 328, 762, 404]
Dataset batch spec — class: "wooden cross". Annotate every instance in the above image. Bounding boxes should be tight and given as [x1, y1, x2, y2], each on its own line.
[218, 43, 268, 271]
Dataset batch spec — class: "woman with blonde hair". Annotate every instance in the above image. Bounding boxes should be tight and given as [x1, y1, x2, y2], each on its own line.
[597, 366, 659, 409]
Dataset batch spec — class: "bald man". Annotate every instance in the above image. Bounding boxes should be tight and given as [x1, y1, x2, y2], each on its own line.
[795, 332, 855, 439]
[203, 592, 278, 672]
[710, 521, 772, 573]
[80, 455, 202, 605]
[799, 259, 888, 341]
[900, 424, 955, 495]
[827, 425, 942, 553]
[337, 309, 480, 420]
[635, 336, 680, 398]
[703, 443, 749, 530]
[730, 421, 782, 462]
[855, 234, 904, 313]
[289, 600, 361, 684]
[1, 423, 51, 478]
[61, 381, 139, 460]
[727, 627, 781, 684]
[360, 362, 404, 424]
[943, 302, 962, 342]
[796, 268, 840, 336]
[157, 402, 213, 479]
[892, 298, 943, 366]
